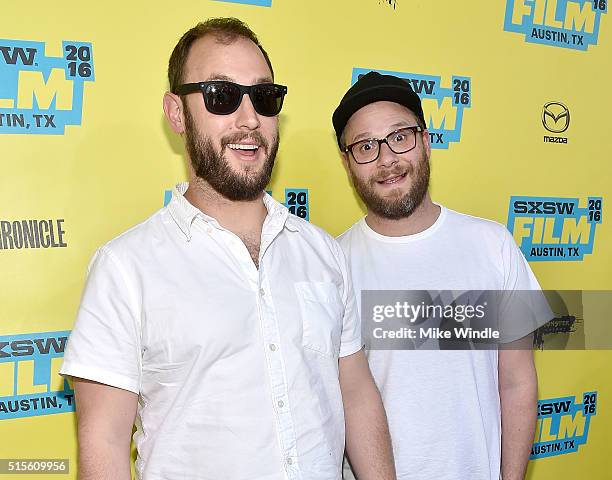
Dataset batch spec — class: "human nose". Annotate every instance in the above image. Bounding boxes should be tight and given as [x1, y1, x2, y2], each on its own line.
[234, 93, 261, 130]
[376, 141, 399, 168]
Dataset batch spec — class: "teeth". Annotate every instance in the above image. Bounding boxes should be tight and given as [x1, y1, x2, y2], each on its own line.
[381, 175, 403, 184]
[228, 143, 259, 150]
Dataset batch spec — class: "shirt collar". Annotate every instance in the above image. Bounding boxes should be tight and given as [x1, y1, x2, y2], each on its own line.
[168, 182, 300, 241]
[262, 191, 300, 233]
[167, 182, 202, 241]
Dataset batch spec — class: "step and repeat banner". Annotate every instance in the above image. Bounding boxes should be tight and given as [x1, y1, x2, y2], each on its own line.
[1, 0, 610, 478]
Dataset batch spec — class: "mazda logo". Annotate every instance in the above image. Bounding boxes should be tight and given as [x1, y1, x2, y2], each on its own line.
[542, 102, 570, 134]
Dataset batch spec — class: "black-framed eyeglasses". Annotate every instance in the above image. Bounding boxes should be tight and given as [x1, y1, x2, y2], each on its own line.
[343, 126, 424, 164]
[174, 81, 287, 117]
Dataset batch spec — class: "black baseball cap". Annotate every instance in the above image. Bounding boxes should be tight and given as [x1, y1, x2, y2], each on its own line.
[332, 71, 426, 148]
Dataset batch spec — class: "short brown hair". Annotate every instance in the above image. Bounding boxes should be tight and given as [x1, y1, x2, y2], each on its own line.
[168, 17, 274, 93]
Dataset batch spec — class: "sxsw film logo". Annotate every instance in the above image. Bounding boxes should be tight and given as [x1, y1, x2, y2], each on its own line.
[504, 0, 608, 51]
[531, 392, 597, 458]
[542, 101, 570, 143]
[164, 188, 310, 220]
[0, 39, 95, 134]
[352, 68, 471, 149]
[508, 196, 603, 261]
[0, 331, 74, 420]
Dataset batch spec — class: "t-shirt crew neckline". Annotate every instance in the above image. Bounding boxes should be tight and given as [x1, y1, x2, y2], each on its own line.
[358, 204, 447, 243]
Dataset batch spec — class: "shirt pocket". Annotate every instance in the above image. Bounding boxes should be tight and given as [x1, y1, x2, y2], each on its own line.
[294, 281, 343, 358]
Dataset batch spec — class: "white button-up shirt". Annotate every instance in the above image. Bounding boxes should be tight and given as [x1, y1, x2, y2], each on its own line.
[60, 183, 361, 480]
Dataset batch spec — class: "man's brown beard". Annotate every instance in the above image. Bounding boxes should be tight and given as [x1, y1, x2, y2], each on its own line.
[184, 106, 279, 201]
[349, 151, 430, 220]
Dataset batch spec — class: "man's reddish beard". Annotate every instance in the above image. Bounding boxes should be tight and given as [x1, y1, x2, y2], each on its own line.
[349, 150, 430, 220]
[183, 106, 279, 201]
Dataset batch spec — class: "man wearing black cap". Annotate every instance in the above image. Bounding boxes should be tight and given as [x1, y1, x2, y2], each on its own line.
[334, 72, 543, 480]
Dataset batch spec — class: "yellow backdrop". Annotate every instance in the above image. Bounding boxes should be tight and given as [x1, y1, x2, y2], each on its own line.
[1, 0, 610, 478]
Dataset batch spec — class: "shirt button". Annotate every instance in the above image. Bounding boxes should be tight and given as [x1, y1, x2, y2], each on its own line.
[259, 288, 265, 296]
[269, 343, 277, 351]
[277, 400, 284, 408]
[286, 457, 293, 465]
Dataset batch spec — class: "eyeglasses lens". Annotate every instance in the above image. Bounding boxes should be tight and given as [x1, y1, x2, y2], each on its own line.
[202, 82, 285, 116]
[252, 85, 283, 116]
[204, 83, 241, 115]
[352, 129, 416, 164]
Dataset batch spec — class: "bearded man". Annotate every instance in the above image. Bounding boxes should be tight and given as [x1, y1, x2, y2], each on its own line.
[60, 19, 395, 480]
[334, 71, 550, 480]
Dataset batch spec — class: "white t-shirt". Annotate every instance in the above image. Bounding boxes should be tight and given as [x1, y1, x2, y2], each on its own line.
[61, 183, 361, 480]
[338, 205, 549, 480]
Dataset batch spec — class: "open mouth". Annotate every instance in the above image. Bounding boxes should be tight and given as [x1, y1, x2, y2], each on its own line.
[227, 143, 260, 158]
[228, 143, 259, 151]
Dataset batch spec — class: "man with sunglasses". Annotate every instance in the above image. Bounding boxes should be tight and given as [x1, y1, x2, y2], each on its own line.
[60, 18, 395, 480]
[334, 72, 549, 480]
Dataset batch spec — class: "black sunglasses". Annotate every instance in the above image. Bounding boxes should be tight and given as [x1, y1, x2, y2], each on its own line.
[174, 81, 288, 117]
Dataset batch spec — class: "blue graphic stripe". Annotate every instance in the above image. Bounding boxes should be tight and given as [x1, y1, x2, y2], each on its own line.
[503, 0, 605, 51]
[531, 392, 596, 459]
[537, 395, 577, 418]
[284, 188, 309, 221]
[507, 196, 601, 261]
[0, 331, 74, 420]
[213, 0, 272, 6]
[164, 189, 173, 207]
[0, 39, 94, 134]
[0, 391, 74, 420]
[0, 331, 70, 363]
